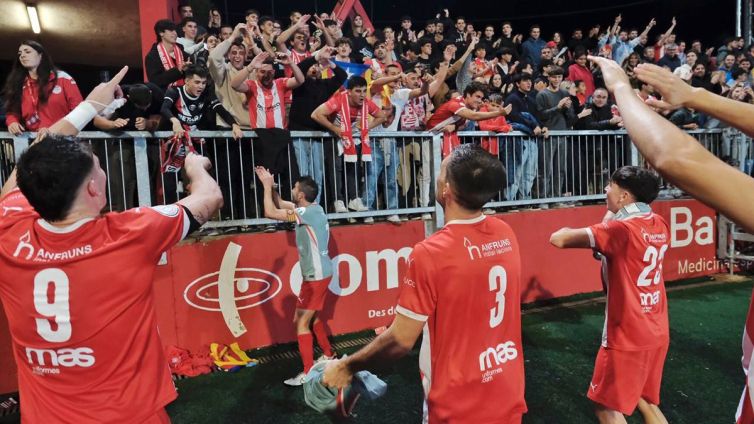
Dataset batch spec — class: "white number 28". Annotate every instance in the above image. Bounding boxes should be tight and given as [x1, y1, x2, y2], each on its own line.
[637, 245, 669, 287]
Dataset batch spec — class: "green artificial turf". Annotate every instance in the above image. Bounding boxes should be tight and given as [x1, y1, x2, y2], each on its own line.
[163, 279, 754, 424]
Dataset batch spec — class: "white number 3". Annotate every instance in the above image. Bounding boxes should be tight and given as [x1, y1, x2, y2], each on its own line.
[33, 268, 72, 343]
[488, 266, 507, 328]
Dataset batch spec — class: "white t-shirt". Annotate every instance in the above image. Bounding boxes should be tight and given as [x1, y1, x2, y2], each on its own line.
[371, 88, 411, 132]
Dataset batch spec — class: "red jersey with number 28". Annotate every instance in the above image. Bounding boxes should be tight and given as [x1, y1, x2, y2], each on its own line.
[397, 215, 527, 424]
[0, 189, 189, 423]
[586, 203, 670, 351]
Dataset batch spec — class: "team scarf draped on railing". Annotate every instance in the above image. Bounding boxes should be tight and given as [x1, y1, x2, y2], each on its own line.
[333, 91, 371, 162]
[158, 43, 185, 87]
[160, 129, 196, 173]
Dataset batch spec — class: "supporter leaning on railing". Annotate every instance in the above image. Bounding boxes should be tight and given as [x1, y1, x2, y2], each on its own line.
[3, 41, 83, 139]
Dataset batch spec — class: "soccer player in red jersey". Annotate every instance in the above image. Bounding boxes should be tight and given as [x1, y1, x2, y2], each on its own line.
[550, 166, 669, 424]
[587, 55, 754, 424]
[322, 144, 527, 423]
[0, 67, 223, 423]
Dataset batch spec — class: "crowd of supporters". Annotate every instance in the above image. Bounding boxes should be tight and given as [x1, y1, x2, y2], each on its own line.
[3, 4, 752, 223]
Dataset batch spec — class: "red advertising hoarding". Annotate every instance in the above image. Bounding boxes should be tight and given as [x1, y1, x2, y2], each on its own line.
[0, 199, 719, 393]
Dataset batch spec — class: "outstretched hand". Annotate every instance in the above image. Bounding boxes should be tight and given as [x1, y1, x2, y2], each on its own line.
[587, 56, 630, 93]
[85, 66, 128, 113]
[634, 63, 698, 111]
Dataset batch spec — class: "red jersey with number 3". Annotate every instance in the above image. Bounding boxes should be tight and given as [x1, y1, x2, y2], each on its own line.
[586, 203, 670, 351]
[396, 215, 527, 424]
[0, 189, 189, 423]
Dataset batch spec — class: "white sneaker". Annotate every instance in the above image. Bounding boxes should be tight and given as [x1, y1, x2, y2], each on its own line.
[387, 214, 401, 224]
[421, 213, 432, 221]
[363, 217, 375, 224]
[334, 200, 348, 213]
[348, 198, 368, 212]
[283, 371, 307, 386]
[315, 354, 337, 364]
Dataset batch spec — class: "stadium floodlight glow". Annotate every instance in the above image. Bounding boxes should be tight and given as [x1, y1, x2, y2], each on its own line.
[26, 5, 41, 34]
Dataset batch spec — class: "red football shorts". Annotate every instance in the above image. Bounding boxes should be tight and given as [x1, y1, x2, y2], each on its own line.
[297, 278, 331, 311]
[587, 344, 669, 415]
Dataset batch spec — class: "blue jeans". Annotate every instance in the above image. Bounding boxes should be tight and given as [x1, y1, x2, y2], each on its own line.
[504, 138, 538, 200]
[293, 138, 324, 203]
[364, 138, 398, 210]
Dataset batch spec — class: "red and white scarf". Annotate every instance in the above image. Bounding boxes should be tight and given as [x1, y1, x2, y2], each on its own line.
[158, 43, 185, 87]
[160, 129, 196, 173]
[334, 91, 371, 162]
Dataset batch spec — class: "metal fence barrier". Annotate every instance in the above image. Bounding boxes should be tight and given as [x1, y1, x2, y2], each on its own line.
[0, 129, 729, 230]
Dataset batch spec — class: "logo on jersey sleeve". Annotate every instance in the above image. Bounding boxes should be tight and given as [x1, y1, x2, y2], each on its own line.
[151, 204, 181, 218]
[479, 340, 519, 383]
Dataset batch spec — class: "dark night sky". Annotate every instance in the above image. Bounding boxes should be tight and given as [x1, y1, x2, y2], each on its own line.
[219, 0, 739, 48]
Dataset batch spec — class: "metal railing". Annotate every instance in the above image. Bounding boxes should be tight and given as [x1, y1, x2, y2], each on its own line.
[0, 129, 728, 230]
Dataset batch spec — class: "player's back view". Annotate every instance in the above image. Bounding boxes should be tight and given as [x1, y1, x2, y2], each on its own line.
[400, 214, 526, 423]
[551, 166, 669, 424]
[322, 144, 526, 423]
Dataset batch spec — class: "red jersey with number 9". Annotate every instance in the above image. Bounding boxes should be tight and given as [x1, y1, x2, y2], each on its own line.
[586, 204, 671, 351]
[396, 215, 527, 424]
[0, 189, 189, 423]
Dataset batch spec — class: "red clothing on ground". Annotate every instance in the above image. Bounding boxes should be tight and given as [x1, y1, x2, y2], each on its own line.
[5, 71, 83, 131]
[397, 215, 527, 423]
[0, 189, 189, 423]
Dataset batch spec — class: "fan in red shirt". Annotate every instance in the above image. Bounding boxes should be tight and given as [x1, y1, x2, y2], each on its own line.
[3, 41, 83, 137]
[230, 51, 305, 129]
[427, 82, 511, 156]
[322, 144, 527, 423]
[550, 165, 669, 423]
[0, 67, 223, 424]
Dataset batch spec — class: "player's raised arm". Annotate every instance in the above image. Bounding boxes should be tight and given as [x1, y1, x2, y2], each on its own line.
[550, 227, 592, 249]
[590, 55, 754, 233]
[255, 166, 295, 221]
[175, 153, 223, 225]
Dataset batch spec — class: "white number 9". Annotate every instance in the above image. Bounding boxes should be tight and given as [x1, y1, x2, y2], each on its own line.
[33, 268, 72, 343]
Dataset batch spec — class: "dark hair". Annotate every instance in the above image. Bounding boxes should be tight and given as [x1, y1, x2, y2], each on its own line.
[323, 19, 337, 27]
[295, 176, 319, 202]
[181, 17, 198, 28]
[184, 64, 209, 79]
[347, 75, 367, 89]
[530, 24, 541, 32]
[502, 21, 512, 27]
[499, 47, 513, 57]
[154, 19, 177, 41]
[445, 144, 506, 210]
[610, 166, 661, 203]
[419, 37, 433, 47]
[401, 15, 412, 22]
[513, 73, 532, 84]
[220, 24, 233, 31]
[127, 84, 152, 109]
[463, 81, 488, 98]
[259, 16, 274, 26]
[3, 41, 58, 115]
[456, 16, 466, 23]
[474, 45, 487, 53]
[245, 9, 259, 18]
[732, 67, 748, 79]
[549, 66, 564, 76]
[16, 136, 95, 221]
[335, 37, 353, 48]
[574, 79, 585, 86]
[574, 47, 587, 59]
[229, 40, 246, 51]
[178, 2, 191, 12]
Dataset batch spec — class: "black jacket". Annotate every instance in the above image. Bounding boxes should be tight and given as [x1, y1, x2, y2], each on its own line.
[578, 103, 620, 130]
[288, 57, 348, 131]
[144, 43, 187, 92]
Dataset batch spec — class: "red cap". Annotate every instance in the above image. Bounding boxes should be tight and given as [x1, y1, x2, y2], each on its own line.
[546, 41, 557, 48]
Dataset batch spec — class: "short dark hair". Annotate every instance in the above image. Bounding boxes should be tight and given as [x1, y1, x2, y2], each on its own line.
[335, 37, 353, 48]
[245, 9, 259, 18]
[463, 81, 488, 98]
[16, 136, 95, 221]
[184, 64, 209, 79]
[401, 15, 412, 22]
[323, 19, 337, 27]
[610, 166, 661, 203]
[732, 67, 748, 79]
[513, 73, 532, 84]
[530, 24, 540, 32]
[259, 16, 274, 26]
[445, 144, 506, 210]
[419, 37, 433, 47]
[181, 17, 198, 28]
[127, 84, 152, 109]
[154, 19, 177, 41]
[346, 75, 367, 89]
[549, 66, 564, 76]
[294, 176, 319, 202]
[220, 24, 233, 31]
